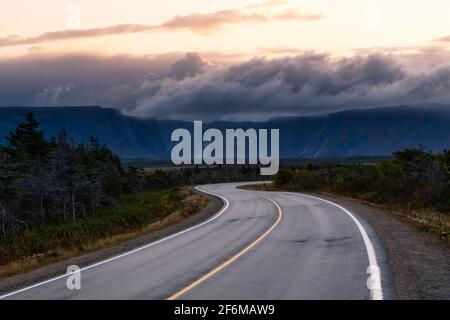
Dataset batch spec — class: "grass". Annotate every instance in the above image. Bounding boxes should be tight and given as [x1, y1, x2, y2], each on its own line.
[0, 187, 207, 279]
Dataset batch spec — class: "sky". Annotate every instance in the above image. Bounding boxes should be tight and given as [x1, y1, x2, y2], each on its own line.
[1, 0, 450, 120]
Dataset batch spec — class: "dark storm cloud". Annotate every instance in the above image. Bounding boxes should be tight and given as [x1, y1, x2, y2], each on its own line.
[132, 52, 450, 120]
[2, 51, 450, 120]
[0, 53, 182, 109]
[168, 53, 211, 80]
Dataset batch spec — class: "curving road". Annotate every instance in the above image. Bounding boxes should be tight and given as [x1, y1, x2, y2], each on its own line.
[0, 182, 396, 300]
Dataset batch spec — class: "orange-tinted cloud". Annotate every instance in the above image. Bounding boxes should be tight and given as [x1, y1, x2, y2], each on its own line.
[273, 9, 323, 21]
[434, 35, 450, 42]
[0, 6, 323, 47]
[0, 24, 157, 47]
[160, 10, 268, 33]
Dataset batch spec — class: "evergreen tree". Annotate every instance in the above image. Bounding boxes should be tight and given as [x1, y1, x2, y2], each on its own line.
[2, 112, 50, 162]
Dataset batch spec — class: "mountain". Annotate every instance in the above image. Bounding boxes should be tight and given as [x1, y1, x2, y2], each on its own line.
[0, 107, 167, 159]
[269, 105, 450, 158]
[1, 105, 450, 160]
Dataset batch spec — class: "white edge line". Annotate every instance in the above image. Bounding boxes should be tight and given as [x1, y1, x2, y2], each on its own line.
[283, 191, 384, 300]
[234, 182, 383, 300]
[0, 185, 230, 300]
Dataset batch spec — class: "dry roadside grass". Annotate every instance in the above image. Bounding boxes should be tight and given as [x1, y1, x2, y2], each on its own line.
[0, 188, 208, 280]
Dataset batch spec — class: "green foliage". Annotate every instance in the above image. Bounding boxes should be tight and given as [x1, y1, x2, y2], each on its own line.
[274, 148, 450, 213]
[0, 113, 265, 238]
[3, 113, 51, 163]
[0, 113, 148, 236]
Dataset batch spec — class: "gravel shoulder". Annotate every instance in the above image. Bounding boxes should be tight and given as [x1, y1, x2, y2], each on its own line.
[0, 187, 223, 296]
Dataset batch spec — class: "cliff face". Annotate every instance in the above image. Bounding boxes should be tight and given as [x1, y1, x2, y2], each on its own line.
[1, 105, 449, 159]
[0, 106, 167, 159]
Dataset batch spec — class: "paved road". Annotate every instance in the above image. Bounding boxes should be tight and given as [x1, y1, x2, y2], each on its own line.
[0, 182, 395, 300]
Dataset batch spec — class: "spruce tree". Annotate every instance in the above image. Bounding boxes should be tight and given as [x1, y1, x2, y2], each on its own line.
[3, 112, 50, 162]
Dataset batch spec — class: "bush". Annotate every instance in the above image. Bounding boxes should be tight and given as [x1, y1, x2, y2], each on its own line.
[274, 148, 450, 214]
[0, 189, 184, 266]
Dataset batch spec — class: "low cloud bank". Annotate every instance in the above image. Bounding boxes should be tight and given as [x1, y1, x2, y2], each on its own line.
[1, 50, 450, 120]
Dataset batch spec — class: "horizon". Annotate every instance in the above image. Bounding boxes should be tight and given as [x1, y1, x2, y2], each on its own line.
[1, 103, 450, 122]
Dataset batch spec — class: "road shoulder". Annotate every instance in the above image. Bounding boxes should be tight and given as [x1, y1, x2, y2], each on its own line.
[323, 194, 450, 300]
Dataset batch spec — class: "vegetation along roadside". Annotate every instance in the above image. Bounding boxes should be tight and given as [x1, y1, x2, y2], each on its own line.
[245, 149, 450, 241]
[0, 113, 209, 279]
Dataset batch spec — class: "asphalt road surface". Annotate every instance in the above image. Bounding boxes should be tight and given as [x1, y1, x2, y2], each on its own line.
[0, 182, 396, 300]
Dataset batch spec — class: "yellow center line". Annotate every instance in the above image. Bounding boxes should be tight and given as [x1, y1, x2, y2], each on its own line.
[166, 196, 283, 300]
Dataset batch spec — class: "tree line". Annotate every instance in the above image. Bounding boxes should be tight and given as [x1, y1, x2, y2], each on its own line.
[0, 113, 265, 237]
[274, 148, 450, 213]
[0, 113, 145, 236]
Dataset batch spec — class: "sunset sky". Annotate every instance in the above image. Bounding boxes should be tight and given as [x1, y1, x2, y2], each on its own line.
[2, 0, 449, 58]
[1, 0, 450, 120]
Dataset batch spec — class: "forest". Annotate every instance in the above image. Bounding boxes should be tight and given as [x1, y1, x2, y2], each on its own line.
[0, 113, 263, 237]
[0, 113, 143, 236]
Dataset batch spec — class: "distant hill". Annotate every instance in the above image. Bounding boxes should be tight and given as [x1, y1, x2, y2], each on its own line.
[1, 105, 450, 160]
[0, 107, 167, 159]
